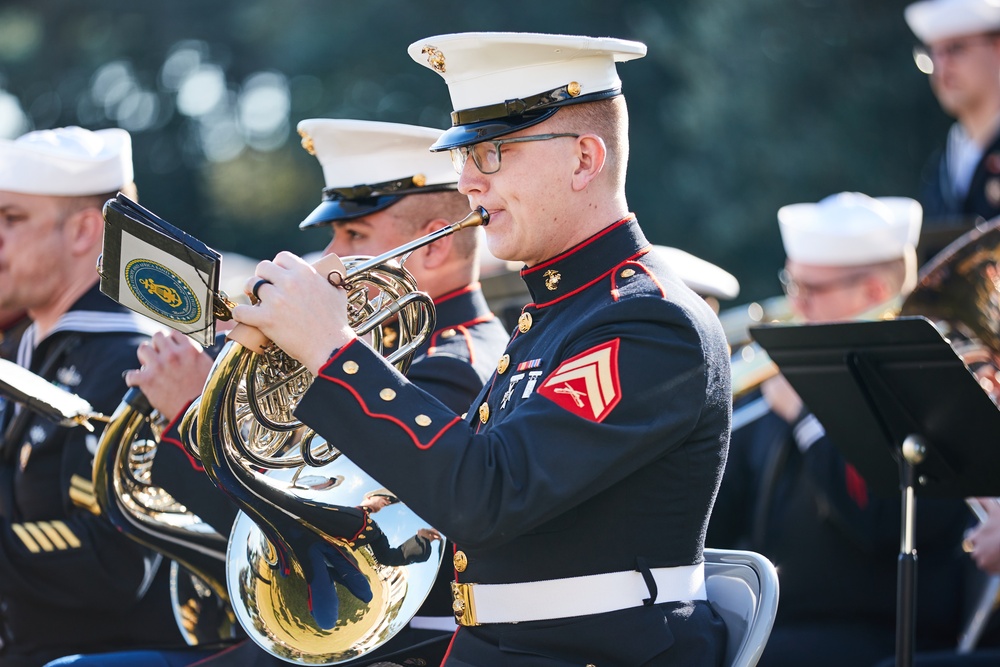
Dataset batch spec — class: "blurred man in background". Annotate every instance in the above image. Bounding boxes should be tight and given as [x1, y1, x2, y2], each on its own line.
[0, 126, 184, 666]
[709, 192, 970, 667]
[906, 0, 1000, 260]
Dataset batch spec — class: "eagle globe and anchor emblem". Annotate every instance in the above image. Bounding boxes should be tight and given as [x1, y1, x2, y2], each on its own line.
[125, 259, 202, 324]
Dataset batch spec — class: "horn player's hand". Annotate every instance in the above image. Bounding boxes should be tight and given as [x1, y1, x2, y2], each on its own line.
[967, 498, 1000, 575]
[232, 251, 356, 375]
[761, 373, 804, 424]
[126, 330, 214, 422]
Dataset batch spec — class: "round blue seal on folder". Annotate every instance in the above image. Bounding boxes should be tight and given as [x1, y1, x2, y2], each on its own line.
[125, 259, 202, 324]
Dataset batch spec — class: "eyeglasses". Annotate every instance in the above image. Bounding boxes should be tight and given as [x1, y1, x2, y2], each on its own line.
[778, 268, 871, 301]
[912, 35, 999, 74]
[450, 133, 580, 175]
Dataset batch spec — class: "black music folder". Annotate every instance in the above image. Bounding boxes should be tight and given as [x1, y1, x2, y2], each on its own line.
[99, 194, 223, 346]
[750, 316, 1000, 498]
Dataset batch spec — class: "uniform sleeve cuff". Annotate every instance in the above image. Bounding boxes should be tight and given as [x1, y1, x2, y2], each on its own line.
[792, 411, 825, 453]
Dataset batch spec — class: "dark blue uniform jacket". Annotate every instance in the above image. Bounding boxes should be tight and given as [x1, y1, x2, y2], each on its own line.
[295, 218, 732, 666]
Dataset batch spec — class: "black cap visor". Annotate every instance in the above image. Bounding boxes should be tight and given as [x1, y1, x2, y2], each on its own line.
[299, 195, 403, 229]
[430, 88, 621, 151]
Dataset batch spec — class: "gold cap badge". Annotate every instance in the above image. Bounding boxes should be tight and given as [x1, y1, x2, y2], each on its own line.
[421, 45, 446, 73]
[298, 129, 316, 156]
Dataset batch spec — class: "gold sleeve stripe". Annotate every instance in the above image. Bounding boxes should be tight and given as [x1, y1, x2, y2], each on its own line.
[70, 474, 94, 493]
[11, 524, 41, 553]
[23, 523, 55, 552]
[48, 521, 81, 549]
[68, 475, 100, 516]
[36, 521, 69, 550]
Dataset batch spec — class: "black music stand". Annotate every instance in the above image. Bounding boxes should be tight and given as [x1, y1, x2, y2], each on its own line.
[750, 316, 1000, 667]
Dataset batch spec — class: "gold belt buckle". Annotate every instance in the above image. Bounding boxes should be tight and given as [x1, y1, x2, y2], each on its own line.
[451, 581, 479, 626]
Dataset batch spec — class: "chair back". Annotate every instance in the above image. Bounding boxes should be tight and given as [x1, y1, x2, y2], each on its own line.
[704, 548, 780, 667]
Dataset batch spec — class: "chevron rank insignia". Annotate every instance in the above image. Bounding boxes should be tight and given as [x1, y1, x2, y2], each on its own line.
[537, 339, 621, 422]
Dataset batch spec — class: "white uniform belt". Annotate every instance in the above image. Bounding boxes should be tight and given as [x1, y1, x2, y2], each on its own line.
[451, 563, 706, 626]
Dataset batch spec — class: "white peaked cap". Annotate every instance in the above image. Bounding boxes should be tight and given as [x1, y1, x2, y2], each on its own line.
[407, 32, 647, 149]
[0, 126, 133, 196]
[654, 246, 741, 300]
[297, 119, 455, 190]
[778, 192, 923, 266]
[296, 119, 458, 228]
[905, 0, 1000, 43]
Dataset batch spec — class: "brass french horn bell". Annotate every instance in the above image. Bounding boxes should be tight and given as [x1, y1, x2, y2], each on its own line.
[197, 207, 487, 664]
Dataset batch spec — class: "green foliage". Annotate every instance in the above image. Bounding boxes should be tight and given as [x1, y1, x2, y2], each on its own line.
[0, 0, 951, 303]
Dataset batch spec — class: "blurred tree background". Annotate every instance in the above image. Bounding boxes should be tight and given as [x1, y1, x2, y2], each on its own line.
[0, 0, 949, 306]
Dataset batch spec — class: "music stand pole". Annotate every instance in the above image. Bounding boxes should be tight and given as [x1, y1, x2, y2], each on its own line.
[896, 435, 926, 667]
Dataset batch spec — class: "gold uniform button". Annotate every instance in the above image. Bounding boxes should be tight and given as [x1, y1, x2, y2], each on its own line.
[453, 550, 468, 572]
[621, 268, 636, 278]
[415, 414, 432, 427]
[497, 354, 510, 374]
[440, 328, 457, 338]
[379, 388, 396, 401]
[518, 312, 533, 333]
[343, 360, 359, 374]
[478, 402, 490, 423]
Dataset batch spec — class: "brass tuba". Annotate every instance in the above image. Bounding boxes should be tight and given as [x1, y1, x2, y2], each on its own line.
[196, 207, 488, 664]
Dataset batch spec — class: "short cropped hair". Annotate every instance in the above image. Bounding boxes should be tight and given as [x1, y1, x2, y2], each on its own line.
[548, 95, 629, 192]
[59, 182, 139, 219]
[388, 190, 479, 261]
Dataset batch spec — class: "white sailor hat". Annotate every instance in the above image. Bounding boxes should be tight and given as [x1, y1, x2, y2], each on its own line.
[296, 119, 457, 229]
[778, 192, 922, 266]
[905, 0, 1000, 44]
[653, 246, 741, 300]
[407, 32, 647, 150]
[0, 126, 133, 197]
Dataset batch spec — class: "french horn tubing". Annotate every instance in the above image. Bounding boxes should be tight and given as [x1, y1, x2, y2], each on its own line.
[92, 387, 239, 645]
[196, 207, 488, 664]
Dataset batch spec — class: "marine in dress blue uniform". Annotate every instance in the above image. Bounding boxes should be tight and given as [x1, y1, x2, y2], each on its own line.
[709, 192, 970, 667]
[123, 120, 508, 667]
[0, 127, 185, 666]
[234, 32, 732, 666]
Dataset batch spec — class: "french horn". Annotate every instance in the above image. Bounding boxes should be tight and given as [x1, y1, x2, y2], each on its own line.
[196, 207, 488, 664]
[92, 387, 239, 645]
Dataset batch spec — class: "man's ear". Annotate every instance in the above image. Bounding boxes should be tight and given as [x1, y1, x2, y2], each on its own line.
[571, 134, 606, 192]
[64, 206, 105, 256]
[865, 274, 893, 305]
[412, 218, 453, 270]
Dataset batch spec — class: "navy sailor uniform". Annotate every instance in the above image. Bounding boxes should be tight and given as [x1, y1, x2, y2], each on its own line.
[709, 389, 969, 667]
[295, 217, 731, 666]
[0, 285, 182, 666]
